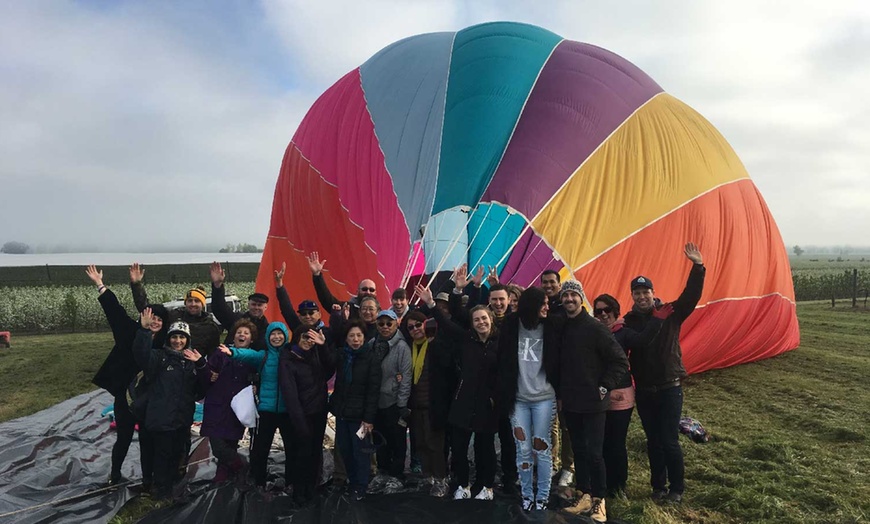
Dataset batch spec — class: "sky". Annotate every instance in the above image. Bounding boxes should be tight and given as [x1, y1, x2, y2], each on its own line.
[1, 0, 868, 252]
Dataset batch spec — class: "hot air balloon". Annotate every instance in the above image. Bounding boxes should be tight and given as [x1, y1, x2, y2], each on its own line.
[257, 21, 799, 374]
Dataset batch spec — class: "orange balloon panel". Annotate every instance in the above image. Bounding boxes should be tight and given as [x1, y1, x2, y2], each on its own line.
[575, 179, 798, 372]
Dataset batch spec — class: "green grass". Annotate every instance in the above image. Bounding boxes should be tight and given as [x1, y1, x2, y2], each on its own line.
[2, 303, 868, 523]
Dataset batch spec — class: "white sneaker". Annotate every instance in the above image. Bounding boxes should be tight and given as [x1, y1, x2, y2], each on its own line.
[453, 485, 471, 500]
[474, 487, 494, 500]
[557, 469, 574, 487]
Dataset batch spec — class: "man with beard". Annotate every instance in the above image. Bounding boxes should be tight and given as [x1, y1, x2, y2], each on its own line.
[623, 243, 705, 505]
[558, 280, 628, 523]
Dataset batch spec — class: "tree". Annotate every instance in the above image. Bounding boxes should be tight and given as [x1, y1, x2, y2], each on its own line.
[218, 243, 262, 254]
[1, 241, 30, 254]
[793, 245, 804, 257]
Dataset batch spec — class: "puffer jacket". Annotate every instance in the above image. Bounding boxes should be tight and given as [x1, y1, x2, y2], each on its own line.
[229, 321, 288, 413]
[132, 328, 206, 431]
[279, 343, 335, 439]
[330, 344, 382, 423]
[368, 331, 412, 410]
[198, 349, 259, 440]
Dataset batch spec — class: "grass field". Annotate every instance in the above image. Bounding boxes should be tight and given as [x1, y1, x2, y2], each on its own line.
[1, 303, 868, 523]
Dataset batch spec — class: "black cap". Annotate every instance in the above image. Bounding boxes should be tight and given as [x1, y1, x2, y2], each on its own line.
[297, 300, 319, 312]
[630, 276, 654, 291]
[248, 292, 269, 303]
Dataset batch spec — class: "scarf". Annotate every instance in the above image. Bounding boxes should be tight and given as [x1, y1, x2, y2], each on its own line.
[290, 345, 306, 359]
[411, 339, 429, 385]
[343, 345, 364, 383]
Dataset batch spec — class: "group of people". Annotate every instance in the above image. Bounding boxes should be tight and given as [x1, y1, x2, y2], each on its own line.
[87, 242, 705, 523]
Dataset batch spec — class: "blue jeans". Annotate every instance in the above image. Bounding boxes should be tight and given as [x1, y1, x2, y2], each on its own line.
[510, 398, 556, 502]
[635, 385, 684, 494]
[335, 418, 371, 494]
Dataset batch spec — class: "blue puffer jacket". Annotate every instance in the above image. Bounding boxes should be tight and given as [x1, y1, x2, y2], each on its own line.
[230, 321, 288, 414]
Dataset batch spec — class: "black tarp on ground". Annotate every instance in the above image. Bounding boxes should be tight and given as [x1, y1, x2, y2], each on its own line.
[0, 390, 626, 523]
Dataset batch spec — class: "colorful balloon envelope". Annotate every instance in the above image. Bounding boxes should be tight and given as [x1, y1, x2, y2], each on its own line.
[258, 21, 799, 373]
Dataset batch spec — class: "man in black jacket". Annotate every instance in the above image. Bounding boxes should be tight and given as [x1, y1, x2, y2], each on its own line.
[210, 261, 270, 349]
[623, 243, 705, 505]
[558, 280, 628, 523]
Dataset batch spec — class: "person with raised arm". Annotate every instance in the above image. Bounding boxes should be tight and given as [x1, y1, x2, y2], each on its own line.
[209, 261, 269, 349]
[623, 242, 706, 505]
[132, 308, 207, 500]
[307, 252, 377, 320]
[416, 283, 500, 502]
[130, 263, 222, 356]
[85, 264, 169, 488]
[274, 262, 333, 348]
[219, 321, 291, 492]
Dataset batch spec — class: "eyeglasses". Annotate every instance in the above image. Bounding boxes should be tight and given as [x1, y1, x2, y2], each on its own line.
[298, 310, 318, 316]
[407, 322, 423, 330]
[360, 287, 376, 292]
[593, 307, 613, 316]
[377, 320, 395, 327]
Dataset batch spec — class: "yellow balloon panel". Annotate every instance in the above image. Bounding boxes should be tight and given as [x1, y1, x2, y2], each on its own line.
[531, 93, 749, 270]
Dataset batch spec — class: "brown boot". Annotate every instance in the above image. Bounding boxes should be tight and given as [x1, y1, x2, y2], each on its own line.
[562, 492, 592, 515]
[591, 497, 607, 523]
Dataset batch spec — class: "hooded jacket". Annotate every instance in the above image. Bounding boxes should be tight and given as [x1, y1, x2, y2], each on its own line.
[229, 321, 289, 413]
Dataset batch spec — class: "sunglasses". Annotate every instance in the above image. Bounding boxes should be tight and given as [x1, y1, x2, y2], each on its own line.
[360, 287, 376, 292]
[593, 307, 614, 316]
[298, 310, 318, 316]
[377, 320, 395, 327]
[407, 322, 424, 330]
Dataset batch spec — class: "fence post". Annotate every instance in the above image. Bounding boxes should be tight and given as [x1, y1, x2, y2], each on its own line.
[852, 269, 858, 308]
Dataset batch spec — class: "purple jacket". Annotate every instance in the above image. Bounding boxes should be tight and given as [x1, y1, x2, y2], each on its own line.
[198, 349, 259, 440]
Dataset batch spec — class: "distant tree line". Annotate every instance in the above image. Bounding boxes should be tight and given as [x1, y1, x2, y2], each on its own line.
[219, 243, 262, 254]
[1, 241, 30, 254]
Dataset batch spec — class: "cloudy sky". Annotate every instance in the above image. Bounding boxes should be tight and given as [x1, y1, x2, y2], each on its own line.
[1, 0, 868, 252]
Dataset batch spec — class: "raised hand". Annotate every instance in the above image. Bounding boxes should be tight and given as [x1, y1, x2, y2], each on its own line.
[415, 284, 434, 307]
[85, 265, 104, 287]
[129, 263, 144, 284]
[307, 252, 326, 276]
[453, 263, 469, 290]
[209, 261, 225, 286]
[308, 329, 326, 345]
[684, 242, 703, 265]
[486, 266, 500, 286]
[183, 349, 202, 362]
[140, 307, 153, 329]
[341, 302, 350, 320]
[218, 344, 232, 356]
[471, 265, 485, 287]
[274, 262, 286, 288]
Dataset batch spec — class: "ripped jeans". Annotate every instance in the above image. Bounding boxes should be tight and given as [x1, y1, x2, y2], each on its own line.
[510, 397, 557, 502]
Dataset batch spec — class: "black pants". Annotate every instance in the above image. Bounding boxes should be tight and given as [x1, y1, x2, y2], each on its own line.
[150, 427, 189, 499]
[335, 418, 371, 494]
[498, 416, 518, 484]
[287, 413, 327, 499]
[451, 426, 496, 489]
[564, 411, 607, 498]
[251, 411, 292, 486]
[603, 407, 633, 495]
[375, 404, 406, 479]
[635, 385, 685, 494]
[139, 427, 154, 487]
[210, 438, 241, 468]
[111, 393, 136, 481]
